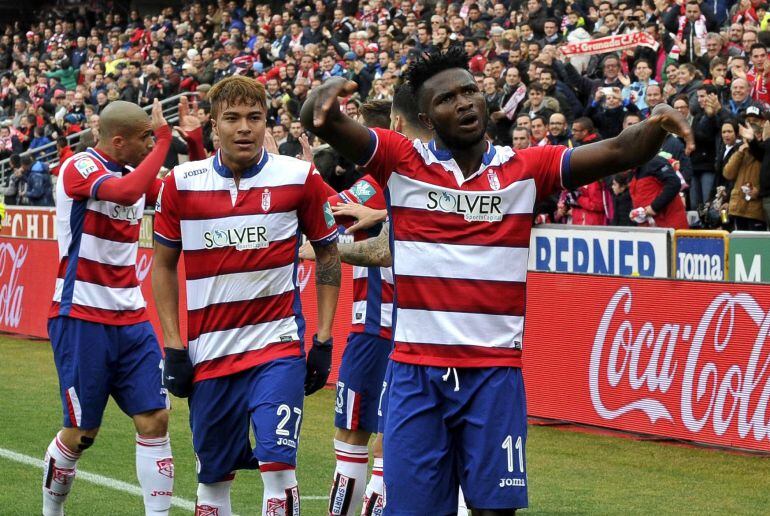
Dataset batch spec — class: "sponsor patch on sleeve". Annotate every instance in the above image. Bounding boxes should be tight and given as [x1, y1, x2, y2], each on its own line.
[323, 201, 335, 228]
[74, 157, 99, 179]
[155, 182, 164, 212]
[349, 180, 375, 203]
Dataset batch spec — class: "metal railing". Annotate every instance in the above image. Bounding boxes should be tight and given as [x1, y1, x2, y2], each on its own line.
[0, 92, 196, 185]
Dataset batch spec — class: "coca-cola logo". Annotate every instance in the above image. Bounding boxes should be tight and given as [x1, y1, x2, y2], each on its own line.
[297, 262, 312, 293]
[590, 286, 770, 443]
[136, 254, 152, 283]
[0, 242, 27, 328]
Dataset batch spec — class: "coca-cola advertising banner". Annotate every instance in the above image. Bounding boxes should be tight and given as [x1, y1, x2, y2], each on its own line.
[523, 272, 770, 452]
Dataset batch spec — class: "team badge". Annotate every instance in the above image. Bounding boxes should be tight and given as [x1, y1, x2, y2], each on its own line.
[487, 170, 501, 191]
[156, 457, 174, 478]
[74, 157, 98, 179]
[323, 201, 335, 228]
[195, 505, 219, 516]
[350, 180, 376, 203]
[265, 498, 287, 516]
[262, 188, 271, 211]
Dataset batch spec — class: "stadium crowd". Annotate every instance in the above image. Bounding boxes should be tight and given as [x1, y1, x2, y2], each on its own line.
[1, 0, 770, 230]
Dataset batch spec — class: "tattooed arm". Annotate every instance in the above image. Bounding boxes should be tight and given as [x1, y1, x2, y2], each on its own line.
[338, 222, 392, 267]
[311, 242, 341, 341]
[300, 222, 392, 267]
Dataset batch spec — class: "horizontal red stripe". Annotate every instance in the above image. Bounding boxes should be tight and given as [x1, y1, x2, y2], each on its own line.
[395, 276, 525, 316]
[183, 237, 297, 280]
[187, 292, 296, 341]
[177, 185, 304, 220]
[55, 436, 80, 460]
[371, 470, 383, 476]
[193, 342, 302, 382]
[353, 277, 367, 301]
[349, 326, 392, 339]
[335, 454, 369, 463]
[381, 284, 394, 304]
[49, 302, 148, 326]
[83, 210, 140, 244]
[392, 206, 532, 247]
[392, 342, 522, 368]
[259, 462, 296, 472]
[58, 256, 139, 289]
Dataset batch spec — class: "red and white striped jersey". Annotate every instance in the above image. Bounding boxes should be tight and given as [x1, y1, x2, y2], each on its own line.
[363, 128, 572, 368]
[153, 149, 337, 382]
[327, 175, 394, 340]
[49, 148, 157, 325]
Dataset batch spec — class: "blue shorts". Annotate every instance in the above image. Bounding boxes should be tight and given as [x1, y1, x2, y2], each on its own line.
[382, 363, 528, 514]
[377, 360, 392, 435]
[335, 332, 391, 433]
[189, 356, 305, 484]
[48, 316, 168, 430]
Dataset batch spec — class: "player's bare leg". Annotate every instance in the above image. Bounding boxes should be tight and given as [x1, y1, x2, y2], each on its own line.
[42, 426, 99, 516]
[133, 409, 173, 515]
[361, 432, 384, 516]
[330, 428, 370, 515]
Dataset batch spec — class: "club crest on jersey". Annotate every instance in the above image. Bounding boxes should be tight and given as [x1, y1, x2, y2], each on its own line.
[203, 226, 269, 251]
[156, 457, 174, 478]
[323, 201, 335, 228]
[349, 180, 376, 203]
[487, 170, 501, 191]
[74, 157, 98, 178]
[426, 191, 503, 222]
[262, 188, 271, 211]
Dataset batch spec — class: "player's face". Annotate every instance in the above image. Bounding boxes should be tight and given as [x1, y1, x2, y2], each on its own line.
[119, 119, 154, 166]
[423, 68, 488, 150]
[213, 100, 266, 167]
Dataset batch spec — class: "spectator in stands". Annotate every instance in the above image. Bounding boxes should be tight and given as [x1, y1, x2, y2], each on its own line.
[511, 126, 531, 150]
[610, 173, 635, 226]
[571, 117, 601, 146]
[587, 87, 640, 139]
[722, 118, 768, 230]
[21, 154, 53, 206]
[4, 153, 22, 205]
[547, 113, 572, 146]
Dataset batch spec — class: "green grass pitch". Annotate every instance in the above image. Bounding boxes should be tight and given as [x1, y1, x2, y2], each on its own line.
[1, 335, 769, 514]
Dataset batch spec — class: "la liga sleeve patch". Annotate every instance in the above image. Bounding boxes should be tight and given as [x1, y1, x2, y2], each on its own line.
[74, 157, 99, 179]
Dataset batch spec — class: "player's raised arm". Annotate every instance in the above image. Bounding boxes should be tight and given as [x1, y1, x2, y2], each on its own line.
[568, 103, 694, 189]
[300, 77, 374, 165]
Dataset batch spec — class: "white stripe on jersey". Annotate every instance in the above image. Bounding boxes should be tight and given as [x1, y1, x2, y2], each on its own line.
[346, 389, 357, 428]
[387, 173, 536, 214]
[185, 264, 295, 311]
[394, 308, 524, 347]
[393, 240, 529, 282]
[351, 300, 393, 328]
[174, 154, 311, 191]
[352, 266, 368, 280]
[188, 316, 299, 365]
[179, 211, 299, 251]
[53, 278, 145, 310]
[78, 234, 138, 267]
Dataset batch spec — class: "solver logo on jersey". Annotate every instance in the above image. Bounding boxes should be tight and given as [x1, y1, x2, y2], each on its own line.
[203, 226, 269, 251]
[74, 158, 99, 178]
[426, 191, 503, 222]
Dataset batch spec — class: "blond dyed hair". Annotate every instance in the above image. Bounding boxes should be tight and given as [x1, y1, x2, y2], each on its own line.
[207, 76, 267, 119]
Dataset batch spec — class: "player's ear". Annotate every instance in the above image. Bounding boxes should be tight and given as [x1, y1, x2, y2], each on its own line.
[418, 112, 433, 131]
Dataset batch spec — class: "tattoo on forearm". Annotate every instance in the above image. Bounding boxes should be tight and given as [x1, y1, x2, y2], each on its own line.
[315, 243, 342, 287]
[338, 222, 392, 267]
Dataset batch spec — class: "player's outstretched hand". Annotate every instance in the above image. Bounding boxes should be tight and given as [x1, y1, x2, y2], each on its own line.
[151, 98, 169, 132]
[331, 203, 387, 234]
[312, 77, 359, 127]
[163, 347, 194, 398]
[176, 95, 201, 136]
[649, 104, 695, 155]
[305, 334, 333, 395]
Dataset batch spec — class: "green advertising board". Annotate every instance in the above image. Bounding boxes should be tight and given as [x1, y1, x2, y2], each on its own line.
[728, 232, 770, 283]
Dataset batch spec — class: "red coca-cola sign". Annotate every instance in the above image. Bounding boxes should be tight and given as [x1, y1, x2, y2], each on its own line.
[523, 272, 770, 452]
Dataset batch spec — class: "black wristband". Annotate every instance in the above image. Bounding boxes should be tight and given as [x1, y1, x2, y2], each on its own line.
[313, 334, 333, 349]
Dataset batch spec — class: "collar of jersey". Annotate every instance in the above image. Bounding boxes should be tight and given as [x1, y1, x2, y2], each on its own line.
[213, 148, 268, 179]
[427, 140, 496, 167]
[86, 147, 126, 173]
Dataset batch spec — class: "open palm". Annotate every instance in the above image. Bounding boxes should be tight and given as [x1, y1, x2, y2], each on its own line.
[177, 95, 201, 136]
